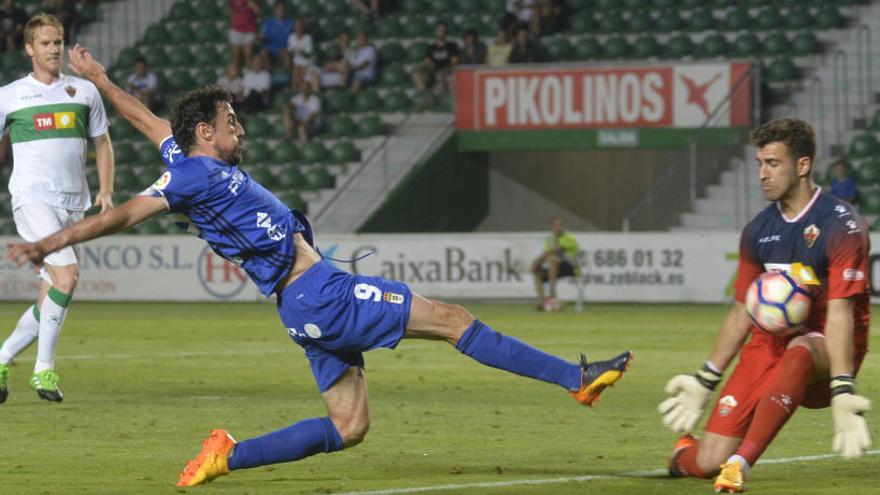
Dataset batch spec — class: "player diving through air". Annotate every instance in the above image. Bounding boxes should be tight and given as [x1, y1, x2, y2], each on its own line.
[6, 44, 633, 487]
[659, 118, 872, 493]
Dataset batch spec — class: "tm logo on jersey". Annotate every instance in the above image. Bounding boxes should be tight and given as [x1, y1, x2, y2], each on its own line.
[33, 112, 75, 130]
[256, 212, 286, 241]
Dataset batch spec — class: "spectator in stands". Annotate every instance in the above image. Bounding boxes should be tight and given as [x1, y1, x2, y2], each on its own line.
[287, 18, 315, 90]
[0, 0, 28, 52]
[216, 63, 245, 105]
[318, 30, 355, 90]
[41, 0, 78, 42]
[531, 216, 580, 312]
[412, 21, 459, 94]
[830, 159, 860, 206]
[349, 30, 378, 92]
[229, 0, 260, 69]
[124, 58, 159, 110]
[508, 25, 541, 64]
[460, 29, 487, 65]
[487, 29, 512, 67]
[241, 54, 271, 113]
[260, 1, 293, 66]
[536, 0, 565, 35]
[283, 80, 323, 144]
[500, 0, 537, 35]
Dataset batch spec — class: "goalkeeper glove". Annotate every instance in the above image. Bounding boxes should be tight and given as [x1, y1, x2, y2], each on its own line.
[830, 375, 873, 459]
[658, 362, 723, 433]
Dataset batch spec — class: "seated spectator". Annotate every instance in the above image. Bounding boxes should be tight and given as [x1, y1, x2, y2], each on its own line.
[283, 81, 322, 144]
[318, 31, 355, 89]
[0, 0, 27, 52]
[537, 0, 565, 35]
[229, 0, 260, 69]
[531, 216, 580, 312]
[216, 63, 245, 105]
[487, 29, 512, 66]
[260, 0, 293, 65]
[287, 18, 315, 88]
[508, 25, 540, 63]
[125, 58, 159, 110]
[349, 30, 378, 92]
[241, 55, 271, 113]
[412, 21, 459, 94]
[830, 159, 860, 205]
[460, 29, 487, 65]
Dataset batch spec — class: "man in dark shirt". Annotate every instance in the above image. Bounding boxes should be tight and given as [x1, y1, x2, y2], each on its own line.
[412, 21, 459, 93]
[509, 25, 541, 64]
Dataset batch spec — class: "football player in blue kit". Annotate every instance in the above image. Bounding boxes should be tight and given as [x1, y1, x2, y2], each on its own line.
[6, 44, 634, 487]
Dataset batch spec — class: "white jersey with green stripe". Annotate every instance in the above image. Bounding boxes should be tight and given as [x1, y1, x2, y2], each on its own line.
[0, 73, 108, 212]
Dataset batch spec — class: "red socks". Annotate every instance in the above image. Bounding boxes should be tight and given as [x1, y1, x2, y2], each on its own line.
[671, 441, 712, 479]
[737, 345, 814, 466]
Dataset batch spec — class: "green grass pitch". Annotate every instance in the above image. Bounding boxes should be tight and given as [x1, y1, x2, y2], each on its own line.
[1, 301, 877, 494]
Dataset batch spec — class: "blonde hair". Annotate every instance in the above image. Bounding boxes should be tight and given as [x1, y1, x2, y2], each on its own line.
[24, 13, 64, 46]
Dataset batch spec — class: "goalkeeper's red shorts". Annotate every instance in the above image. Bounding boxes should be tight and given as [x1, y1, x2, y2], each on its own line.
[704, 328, 867, 439]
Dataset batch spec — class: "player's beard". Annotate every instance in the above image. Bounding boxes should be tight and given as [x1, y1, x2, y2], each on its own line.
[221, 145, 243, 166]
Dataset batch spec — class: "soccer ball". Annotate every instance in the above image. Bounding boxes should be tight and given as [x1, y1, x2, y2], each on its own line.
[745, 272, 811, 334]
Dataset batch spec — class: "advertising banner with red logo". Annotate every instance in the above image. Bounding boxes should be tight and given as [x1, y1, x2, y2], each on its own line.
[455, 62, 751, 131]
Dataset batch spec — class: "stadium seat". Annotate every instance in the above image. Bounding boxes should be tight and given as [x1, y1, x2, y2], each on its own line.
[401, 0, 426, 14]
[380, 65, 408, 87]
[245, 116, 271, 138]
[303, 166, 333, 190]
[754, 7, 783, 31]
[686, 9, 715, 32]
[280, 191, 306, 211]
[570, 13, 594, 33]
[764, 57, 797, 82]
[595, 0, 619, 9]
[379, 42, 405, 65]
[169, 1, 195, 18]
[330, 141, 359, 162]
[682, 0, 708, 7]
[664, 34, 693, 58]
[406, 42, 429, 64]
[656, 11, 682, 32]
[326, 114, 356, 137]
[403, 17, 430, 38]
[194, 22, 222, 44]
[324, 90, 354, 114]
[167, 48, 190, 68]
[574, 38, 602, 60]
[633, 35, 661, 59]
[114, 168, 139, 192]
[791, 32, 820, 56]
[142, 24, 167, 45]
[276, 166, 305, 189]
[815, 6, 843, 29]
[544, 38, 573, 62]
[295, 0, 321, 16]
[412, 90, 436, 112]
[355, 90, 381, 112]
[870, 110, 880, 131]
[763, 33, 792, 55]
[111, 120, 138, 141]
[140, 45, 165, 68]
[116, 47, 140, 68]
[357, 114, 383, 136]
[322, 0, 350, 15]
[653, 0, 678, 7]
[856, 157, 880, 185]
[246, 141, 271, 164]
[722, 9, 752, 31]
[271, 142, 299, 164]
[193, 67, 217, 87]
[624, 0, 650, 8]
[249, 166, 273, 184]
[429, 0, 455, 13]
[377, 19, 402, 40]
[860, 190, 880, 214]
[602, 36, 631, 59]
[871, 217, 880, 232]
[785, 9, 813, 29]
[114, 142, 136, 165]
[301, 142, 328, 164]
[848, 134, 879, 159]
[732, 33, 761, 57]
[457, 0, 482, 12]
[699, 33, 728, 57]
[598, 11, 626, 33]
[382, 90, 411, 112]
[627, 12, 652, 33]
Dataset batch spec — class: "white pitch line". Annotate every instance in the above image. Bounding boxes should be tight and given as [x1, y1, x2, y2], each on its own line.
[332, 450, 880, 495]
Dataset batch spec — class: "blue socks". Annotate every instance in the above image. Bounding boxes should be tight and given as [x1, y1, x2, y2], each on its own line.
[455, 320, 582, 391]
[227, 416, 344, 470]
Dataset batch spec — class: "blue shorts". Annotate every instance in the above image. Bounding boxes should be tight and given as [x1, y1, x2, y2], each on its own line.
[276, 261, 412, 392]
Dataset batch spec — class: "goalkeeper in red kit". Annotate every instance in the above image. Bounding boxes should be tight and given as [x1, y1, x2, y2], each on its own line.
[659, 118, 872, 493]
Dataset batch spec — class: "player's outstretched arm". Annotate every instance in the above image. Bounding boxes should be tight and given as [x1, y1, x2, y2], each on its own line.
[67, 44, 172, 148]
[658, 302, 752, 433]
[6, 196, 167, 270]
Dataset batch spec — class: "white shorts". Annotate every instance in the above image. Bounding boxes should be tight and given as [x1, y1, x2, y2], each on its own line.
[13, 202, 83, 282]
[228, 29, 256, 46]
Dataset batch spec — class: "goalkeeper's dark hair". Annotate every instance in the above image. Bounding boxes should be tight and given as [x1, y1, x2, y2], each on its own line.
[170, 86, 233, 155]
[750, 118, 816, 164]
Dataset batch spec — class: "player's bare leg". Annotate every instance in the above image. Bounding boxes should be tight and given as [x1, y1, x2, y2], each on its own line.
[531, 255, 548, 308]
[545, 254, 562, 311]
[404, 292, 632, 406]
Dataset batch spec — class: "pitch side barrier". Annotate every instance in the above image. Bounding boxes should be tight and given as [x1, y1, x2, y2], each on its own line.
[0, 233, 877, 303]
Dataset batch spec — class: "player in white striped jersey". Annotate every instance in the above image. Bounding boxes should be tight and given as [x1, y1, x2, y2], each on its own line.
[0, 14, 114, 403]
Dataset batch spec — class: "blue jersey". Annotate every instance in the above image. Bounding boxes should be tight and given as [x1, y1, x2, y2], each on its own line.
[143, 136, 312, 296]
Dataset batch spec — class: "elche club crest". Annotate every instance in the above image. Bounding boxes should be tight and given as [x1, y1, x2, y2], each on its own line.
[64, 85, 76, 97]
[803, 224, 820, 248]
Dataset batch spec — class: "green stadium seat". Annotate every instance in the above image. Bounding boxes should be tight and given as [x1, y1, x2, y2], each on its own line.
[246, 141, 271, 164]
[249, 166, 273, 184]
[114, 168, 139, 192]
[402, 0, 426, 14]
[301, 142, 328, 164]
[602, 36, 631, 59]
[791, 32, 819, 56]
[627, 12, 652, 33]
[544, 38, 573, 62]
[379, 42, 405, 65]
[664, 34, 693, 58]
[785, 9, 813, 30]
[429, 0, 455, 13]
[598, 11, 626, 33]
[114, 142, 136, 165]
[170, 1, 195, 18]
[653, 0, 678, 7]
[324, 90, 354, 114]
[871, 217, 880, 232]
[382, 90, 411, 112]
[167, 48, 190, 68]
[412, 90, 435, 112]
[687, 9, 715, 32]
[295, 0, 321, 16]
[595, 0, 619, 9]
[403, 17, 430, 38]
[860, 190, 880, 214]
[167, 24, 190, 46]
[276, 166, 305, 189]
[116, 47, 139, 68]
[357, 114, 383, 136]
[656, 11, 682, 32]
[355, 90, 381, 112]
[330, 141, 359, 162]
[322, 0, 350, 15]
[870, 110, 880, 131]
[193, 45, 222, 68]
[856, 157, 880, 185]
[140, 45, 165, 68]
[194, 22, 222, 44]
[458, 0, 482, 12]
[142, 24, 167, 45]
[815, 6, 844, 29]
[193, 67, 216, 87]
[303, 166, 332, 190]
[380, 65, 408, 87]
[281, 191, 306, 211]
[271, 142, 299, 164]
[764, 57, 797, 82]
[732, 33, 761, 57]
[86, 168, 99, 190]
[624, 0, 650, 7]
[326, 114, 356, 137]
[570, 13, 594, 33]
[722, 9, 752, 31]
[848, 134, 879, 159]
[110, 120, 138, 141]
[406, 42, 429, 64]
[245, 116, 270, 138]
[135, 144, 158, 165]
[574, 38, 602, 60]
[376, 18, 402, 40]
[681, 0, 707, 7]
[754, 7, 783, 31]
[699, 33, 728, 58]
[763, 33, 792, 55]
[633, 35, 661, 59]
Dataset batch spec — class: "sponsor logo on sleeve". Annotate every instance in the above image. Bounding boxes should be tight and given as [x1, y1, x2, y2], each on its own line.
[152, 171, 172, 190]
[383, 292, 405, 304]
[843, 269, 865, 281]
